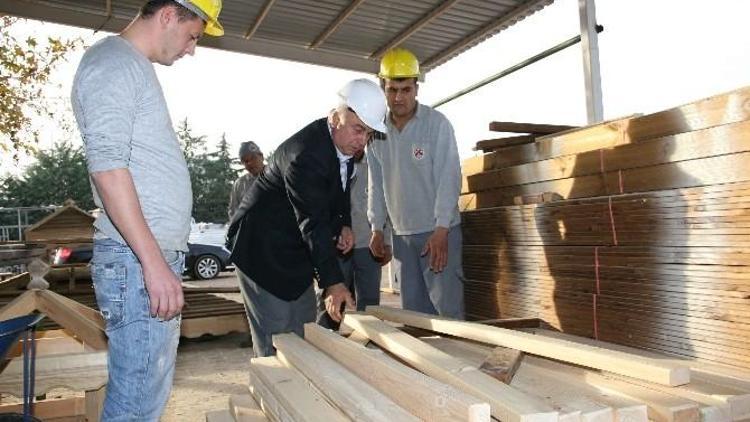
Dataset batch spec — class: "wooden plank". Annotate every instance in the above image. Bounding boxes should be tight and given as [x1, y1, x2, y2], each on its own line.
[273, 333, 419, 421]
[478, 346, 523, 384]
[421, 336, 647, 422]
[229, 394, 268, 422]
[34, 290, 108, 350]
[343, 314, 557, 422]
[38, 290, 104, 330]
[524, 328, 750, 420]
[205, 409, 234, 422]
[525, 356, 705, 422]
[85, 385, 105, 422]
[0, 396, 86, 420]
[0, 290, 37, 320]
[367, 306, 691, 386]
[248, 356, 350, 422]
[489, 121, 577, 135]
[180, 314, 249, 338]
[474, 135, 536, 152]
[304, 323, 491, 421]
[0, 350, 108, 397]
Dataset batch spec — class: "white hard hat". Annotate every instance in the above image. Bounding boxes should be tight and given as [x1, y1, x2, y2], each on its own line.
[337, 79, 388, 133]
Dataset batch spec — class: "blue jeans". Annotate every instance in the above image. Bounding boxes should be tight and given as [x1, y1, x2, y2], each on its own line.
[90, 238, 183, 421]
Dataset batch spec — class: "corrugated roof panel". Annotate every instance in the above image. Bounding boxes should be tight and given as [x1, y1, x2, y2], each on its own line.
[1, 0, 556, 74]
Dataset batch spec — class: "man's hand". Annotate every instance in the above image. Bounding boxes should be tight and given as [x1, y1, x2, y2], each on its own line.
[142, 260, 184, 320]
[323, 282, 355, 322]
[369, 230, 386, 259]
[337, 226, 354, 254]
[421, 226, 449, 273]
[379, 244, 393, 266]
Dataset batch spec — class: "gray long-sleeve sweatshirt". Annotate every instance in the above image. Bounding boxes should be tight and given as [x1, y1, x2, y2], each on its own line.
[71, 36, 192, 252]
[366, 103, 462, 236]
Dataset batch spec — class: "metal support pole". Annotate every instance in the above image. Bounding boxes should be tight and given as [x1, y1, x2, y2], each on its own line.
[432, 25, 603, 109]
[579, 0, 604, 123]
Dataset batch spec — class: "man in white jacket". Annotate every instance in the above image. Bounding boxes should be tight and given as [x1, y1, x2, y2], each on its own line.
[367, 47, 465, 319]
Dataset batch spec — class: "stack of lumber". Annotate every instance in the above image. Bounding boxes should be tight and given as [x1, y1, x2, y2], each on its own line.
[0, 277, 248, 338]
[460, 86, 750, 369]
[214, 307, 750, 422]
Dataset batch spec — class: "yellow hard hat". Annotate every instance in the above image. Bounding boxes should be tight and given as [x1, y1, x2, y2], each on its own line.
[378, 48, 420, 79]
[174, 0, 224, 36]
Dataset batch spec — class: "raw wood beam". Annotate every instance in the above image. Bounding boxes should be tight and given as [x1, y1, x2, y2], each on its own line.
[38, 289, 104, 330]
[34, 290, 108, 350]
[309, 0, 366, 49]
[304, 323, 491, 421]
[244, 0, 277, 39]
[273, 333, 419, 421]
[0, 351, 108, 397]
[229, 394, 268, 422]
[478, 346, 523, 384]
[489, 122, 576, 135]
[181, 314, 248, 338]
[367, 306, 691, 386]
[422, 336, 648, 422]
[526, 329, 750, 421]
[474, 135, 536, 152]
[0, 397, 85, 420]
[249, 356, 347, 422]
[343, 314, 557, 422]
[370, 0, 461, 59]
[526, 356, 705, 422]
[0, 290, 37, 321]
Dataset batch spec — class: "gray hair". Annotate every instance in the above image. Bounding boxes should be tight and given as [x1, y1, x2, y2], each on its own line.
[239, 141, 262, 159]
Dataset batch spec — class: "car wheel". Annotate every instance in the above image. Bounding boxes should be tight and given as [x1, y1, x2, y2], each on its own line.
[192, 254, 221, 280]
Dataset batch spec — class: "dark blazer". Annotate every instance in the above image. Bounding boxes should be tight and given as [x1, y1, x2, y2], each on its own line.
[228, 118, 352, 301]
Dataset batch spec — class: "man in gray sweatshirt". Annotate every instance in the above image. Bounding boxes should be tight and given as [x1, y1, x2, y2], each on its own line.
[367, 47, 465, 319]
[71, 1, 223, 419]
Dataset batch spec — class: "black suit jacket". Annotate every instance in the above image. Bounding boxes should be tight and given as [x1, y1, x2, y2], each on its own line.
[228, 118, 352, 301]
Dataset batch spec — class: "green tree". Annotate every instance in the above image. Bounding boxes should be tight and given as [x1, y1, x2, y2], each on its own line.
[177, 120, 239, 223]
[0, 141, 93, 209]
[0, 17, 82, 158]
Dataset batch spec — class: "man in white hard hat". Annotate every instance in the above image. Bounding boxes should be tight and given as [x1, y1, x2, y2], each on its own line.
[368, 47, 465, 319]
[228, 141, 264, 220]
[71, 0, 222, 419]
[228, 78, 387, 357]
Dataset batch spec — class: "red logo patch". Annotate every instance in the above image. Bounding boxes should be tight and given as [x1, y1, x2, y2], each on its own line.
[413, 147, 424, 160]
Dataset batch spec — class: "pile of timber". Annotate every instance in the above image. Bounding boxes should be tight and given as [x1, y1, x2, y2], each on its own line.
[209, 307, 750, 422]
[460, 86, 750, 369]
[0, 273, 248, 338]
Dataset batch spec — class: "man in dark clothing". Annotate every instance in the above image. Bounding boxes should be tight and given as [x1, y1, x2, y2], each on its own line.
[227, 79, 387, 357]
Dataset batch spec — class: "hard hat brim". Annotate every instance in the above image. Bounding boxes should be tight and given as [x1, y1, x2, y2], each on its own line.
[204, 20, 224, 36]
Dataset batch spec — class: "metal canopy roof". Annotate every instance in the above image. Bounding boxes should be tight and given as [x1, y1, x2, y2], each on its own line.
[1, 0, 554, 74]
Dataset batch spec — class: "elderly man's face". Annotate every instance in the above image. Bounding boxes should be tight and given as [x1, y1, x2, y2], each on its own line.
[331, 109, 373, 157]
[241, 152, 264, 175]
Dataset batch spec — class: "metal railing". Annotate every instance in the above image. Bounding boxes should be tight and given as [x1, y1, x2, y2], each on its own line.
[0, 206, 58, 242]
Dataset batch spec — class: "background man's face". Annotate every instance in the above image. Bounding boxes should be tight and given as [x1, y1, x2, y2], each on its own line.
[383, 78, 418, 119]
[241, 152, 264, 175]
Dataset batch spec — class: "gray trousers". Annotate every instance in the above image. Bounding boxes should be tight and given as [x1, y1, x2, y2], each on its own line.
[392, 226, 465, 319]
[236, 268, 316, 357]
[316, 247, 382, 329]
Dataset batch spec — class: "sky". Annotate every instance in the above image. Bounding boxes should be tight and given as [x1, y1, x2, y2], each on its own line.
[2, 0, 750, 176]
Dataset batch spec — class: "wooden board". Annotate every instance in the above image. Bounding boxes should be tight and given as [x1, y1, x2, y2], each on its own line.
[489, 121, 577, 135]
[273, 333, 419, 421]
[343, 314, 557, 422]
[304, 322, 491, 421]
[367, 306, 691, 386]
